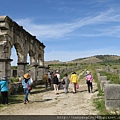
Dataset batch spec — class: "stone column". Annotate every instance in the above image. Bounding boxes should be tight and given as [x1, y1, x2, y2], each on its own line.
[0, 59, 13, 78]
[17, 62, 29, 77]
[0, 58, 13, 94]
[37, 65, 45, 81]
[29, 64, 39, 85]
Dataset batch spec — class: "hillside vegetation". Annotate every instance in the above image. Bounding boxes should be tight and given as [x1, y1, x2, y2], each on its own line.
[45, 55, 120, 65]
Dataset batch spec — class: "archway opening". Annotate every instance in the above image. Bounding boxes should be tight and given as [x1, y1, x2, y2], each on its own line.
[11, 46, 17, 67]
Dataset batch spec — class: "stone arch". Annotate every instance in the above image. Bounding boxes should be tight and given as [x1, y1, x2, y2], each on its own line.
[13, 43, 24, 63]
[28, 50, 35, 65]
[0, 16, 45, 85]
[38, 54, 43, 66]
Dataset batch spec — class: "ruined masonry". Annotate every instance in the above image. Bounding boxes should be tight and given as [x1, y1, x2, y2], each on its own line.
[0, 16, 45, 91]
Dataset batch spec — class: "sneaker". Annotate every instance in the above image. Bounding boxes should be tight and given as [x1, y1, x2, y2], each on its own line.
[27, 100, 29, 103]
[23, 101, 27, 104]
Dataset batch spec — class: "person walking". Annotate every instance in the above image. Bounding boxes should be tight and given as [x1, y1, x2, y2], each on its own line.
[62, 74, 70, 94]
[53, 74, 59, 94]
[86, 71, 93, 93]
[0, 76, 8, 105]
[56, 70, 61, 89]
[70, 72, 78, 94]
[43, 73, 48, 90]
[48, 71, 51, 86]
[50, 71, 54, 89]
[22, 73, 31, 104]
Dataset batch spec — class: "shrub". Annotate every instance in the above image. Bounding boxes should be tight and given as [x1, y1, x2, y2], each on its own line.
[10, 77, 19, 83]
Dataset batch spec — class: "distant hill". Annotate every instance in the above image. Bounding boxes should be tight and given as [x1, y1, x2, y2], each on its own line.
[45, 55, 120, 65]
[69, 55, 120, 63]
[45, 60, 62, 65]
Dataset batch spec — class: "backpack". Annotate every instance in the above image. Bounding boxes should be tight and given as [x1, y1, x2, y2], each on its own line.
[62, 79, 65, 84]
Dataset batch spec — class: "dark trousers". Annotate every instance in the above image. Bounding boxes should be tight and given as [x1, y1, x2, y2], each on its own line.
[1, 91, 8, 104]
[45, 82, 48, 89]
[87, 81, 93, 93]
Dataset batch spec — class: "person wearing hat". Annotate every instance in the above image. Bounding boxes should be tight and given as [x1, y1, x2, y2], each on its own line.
[70, 72, 78, 94]
[56, 70, 61, 89]
[0, 76, 8, 105]
[22, 73, 31, 104]
[86, 71, 94, 93]
[62, 74, 70, 94]
[53, 74, 59, 94]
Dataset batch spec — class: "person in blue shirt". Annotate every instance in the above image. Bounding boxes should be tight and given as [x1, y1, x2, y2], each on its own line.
[0, 76, 8, 105]
[22, 73, 31, 104]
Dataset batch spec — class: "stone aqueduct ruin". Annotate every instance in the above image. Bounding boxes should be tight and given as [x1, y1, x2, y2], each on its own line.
[0, 16, 46, 86]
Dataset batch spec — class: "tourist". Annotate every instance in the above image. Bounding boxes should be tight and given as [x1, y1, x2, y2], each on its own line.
[86, 71, 93, 93]
[86, 71, 89, 76]
[70, 72, 78, 94]
[50, 71, 54, 89]
[56, 70, 61, 89]
[62, 74, 70, 94]
[22, 73, 31, 104]
[53, 74, 59, 94]
[0, 76, 8, 105]
[43, 73, 48, 90]
[48, 71, 51, 86]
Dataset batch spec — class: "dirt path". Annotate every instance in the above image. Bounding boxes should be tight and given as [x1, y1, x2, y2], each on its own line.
[0, 80, 99, 115]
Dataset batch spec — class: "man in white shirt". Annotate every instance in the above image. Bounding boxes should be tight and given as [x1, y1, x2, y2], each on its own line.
[56, 70, 61, 89]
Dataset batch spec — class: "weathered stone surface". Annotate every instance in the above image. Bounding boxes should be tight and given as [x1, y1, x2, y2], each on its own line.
[105, 100, 120, 110]
[0, 16, 45, 94]
[100, 80, 106, 89]
[105, 84, 120, 99]
[99, 76, 107, 82]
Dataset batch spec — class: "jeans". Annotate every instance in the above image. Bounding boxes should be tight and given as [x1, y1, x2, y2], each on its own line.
[24, 88, 29, 102]
[64, 87, 68, 94]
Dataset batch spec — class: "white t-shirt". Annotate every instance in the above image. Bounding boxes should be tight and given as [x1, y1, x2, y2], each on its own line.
[56, 73, 60, 82]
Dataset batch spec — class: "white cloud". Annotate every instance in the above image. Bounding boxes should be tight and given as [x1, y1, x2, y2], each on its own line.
[15, 9, 120, 40]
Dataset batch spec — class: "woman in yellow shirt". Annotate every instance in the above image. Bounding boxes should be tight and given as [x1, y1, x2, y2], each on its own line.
[70, 72, 78, 94]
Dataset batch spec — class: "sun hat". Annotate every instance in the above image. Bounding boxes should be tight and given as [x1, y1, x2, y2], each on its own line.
[86, 71, 90, 74]
[56, 70, 59, 73]
[23, 73, 31, 79]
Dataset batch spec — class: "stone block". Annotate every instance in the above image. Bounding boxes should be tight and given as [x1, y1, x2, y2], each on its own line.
[101, 80, 110, 91]
[97, 73, 100, 81]
[100, 80, 107, 90]
[105, 100, 120, 110]
[99, 76, 107, 82]
[104, 84, 120, 100]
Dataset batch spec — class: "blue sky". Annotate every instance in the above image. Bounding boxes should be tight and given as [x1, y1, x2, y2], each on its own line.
[1, 0, 120, 65]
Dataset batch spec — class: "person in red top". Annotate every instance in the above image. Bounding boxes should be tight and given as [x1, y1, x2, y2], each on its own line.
[86, 71, 93, 93]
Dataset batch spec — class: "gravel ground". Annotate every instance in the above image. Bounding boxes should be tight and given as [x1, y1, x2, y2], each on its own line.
[0, 80, 99, 115]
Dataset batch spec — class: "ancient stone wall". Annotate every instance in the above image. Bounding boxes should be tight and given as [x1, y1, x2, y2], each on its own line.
[0, 16, 46, 94]
[96, 69, 120, 111]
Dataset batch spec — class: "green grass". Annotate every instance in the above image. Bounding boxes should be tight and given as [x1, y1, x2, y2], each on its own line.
[0, 84, 47, 108]
[0, 93, 24, 107]
[99, 71, 120, 84]
[93, 98, 110, 115]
